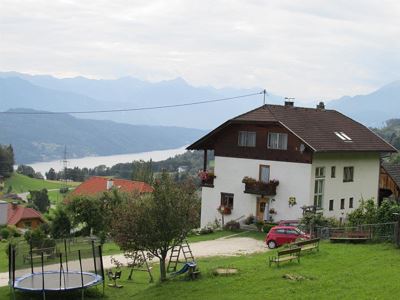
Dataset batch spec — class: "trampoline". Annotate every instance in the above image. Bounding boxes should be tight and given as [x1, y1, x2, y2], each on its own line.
[9, 239, 105, 299]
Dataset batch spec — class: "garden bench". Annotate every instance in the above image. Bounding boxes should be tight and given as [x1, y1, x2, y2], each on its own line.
[268, 247, 301, 267]
[291, 238, 320, 253]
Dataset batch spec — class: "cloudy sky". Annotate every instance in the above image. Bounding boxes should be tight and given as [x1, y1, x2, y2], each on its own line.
[1, 0, 400, 101]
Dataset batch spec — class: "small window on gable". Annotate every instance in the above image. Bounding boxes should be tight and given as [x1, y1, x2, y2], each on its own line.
[267, 133, 288, 150]
[238, 131, 256, 147]
[331, 166, 336, 178]
[343, 166, 354, 182]
[329, 200, 334, 211]
[221, 193, 234, 209]
[349, 197, 354, 208]
[340, 198, 345, 209]
[315, 167, 325, 178]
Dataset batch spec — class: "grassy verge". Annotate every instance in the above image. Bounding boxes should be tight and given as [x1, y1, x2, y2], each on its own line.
[4, 173, 80, 193]
[1, 242, 400, 299]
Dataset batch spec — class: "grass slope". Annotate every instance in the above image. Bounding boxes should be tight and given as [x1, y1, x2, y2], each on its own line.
[1, 242, 400, 299]
[4, 173, 79, 193]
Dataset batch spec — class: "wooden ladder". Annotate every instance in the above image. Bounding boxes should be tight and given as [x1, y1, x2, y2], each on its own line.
[167, 239, 194, 273]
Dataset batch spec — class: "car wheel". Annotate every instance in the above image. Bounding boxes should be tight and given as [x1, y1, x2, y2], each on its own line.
[267, 240, 277, 249]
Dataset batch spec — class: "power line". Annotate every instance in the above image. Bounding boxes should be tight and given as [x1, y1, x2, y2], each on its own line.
[0, 91, 264, 115]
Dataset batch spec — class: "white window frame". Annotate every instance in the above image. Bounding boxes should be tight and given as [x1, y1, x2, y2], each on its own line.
[314, 179, 324, 208]
[267, 132, 288, 150]
[343, 166, 354, 182]
[315, 167, 325, 178]
[238, 131, 256, 147]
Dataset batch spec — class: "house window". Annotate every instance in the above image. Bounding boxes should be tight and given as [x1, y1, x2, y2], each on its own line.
[259, 165, 270, 183]
[24, 221, 32, 228]
[340, 198, 345, 209]
[238, 131, 256, 147]
[331, 166, 336, 178]
[267, 133, 288, 150]
[329, 200, 334, 211]
[349, 197, 354, 208]
[314, 179, 324, 208]
[221, 193, 234, 209]
[315, 167, 325, 178]
[343, 166, 354, 182]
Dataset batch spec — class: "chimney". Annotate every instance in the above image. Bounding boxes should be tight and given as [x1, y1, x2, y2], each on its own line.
[0, 200, 8, 226]
[284, 97, 295, 107]
[106, 179, 114, 190]
[316, 101, 325, 110]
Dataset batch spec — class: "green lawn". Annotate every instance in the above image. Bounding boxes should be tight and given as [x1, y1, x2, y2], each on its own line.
[2, 242, 400, 299]
[0, 241, 8, 273]
[4, 173, 80, 193]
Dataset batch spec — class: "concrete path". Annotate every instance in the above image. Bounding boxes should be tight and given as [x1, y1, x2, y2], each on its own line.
[0, 234, 268, 287]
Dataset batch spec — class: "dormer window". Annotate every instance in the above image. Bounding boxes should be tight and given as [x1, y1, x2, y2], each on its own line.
[267, 133, 288, 150]
[334, 131, 352, 142]
[238, 131, 256, 147]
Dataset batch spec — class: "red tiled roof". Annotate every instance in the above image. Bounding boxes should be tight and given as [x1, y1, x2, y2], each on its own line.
[188, 104, 397, 153]
[7, 204, 44, 225]
[70, 176, 154, 196]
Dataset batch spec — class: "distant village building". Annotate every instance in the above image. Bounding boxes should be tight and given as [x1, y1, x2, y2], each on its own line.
[69, 176, 153, 197]
[188, 101, 397, 227]
[0, 200, 45, 229]
[177, 166, 188, 173]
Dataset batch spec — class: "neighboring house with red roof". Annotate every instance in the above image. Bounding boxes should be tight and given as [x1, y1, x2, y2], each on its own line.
[69, 176, 153, 197]
[0, 201, 45, 229]
[188, 101, 398, 227]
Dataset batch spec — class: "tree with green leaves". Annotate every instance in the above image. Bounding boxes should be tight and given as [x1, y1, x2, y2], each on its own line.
[50, 206, 71, 238]
[132, 160, 154, 185]
[0, 144, 15, 178]
[28, 189, 50, 213]
[112, 173, 199, 281]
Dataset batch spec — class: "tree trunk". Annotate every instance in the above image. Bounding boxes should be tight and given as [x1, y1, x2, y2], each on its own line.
[159, 256, 167, 282]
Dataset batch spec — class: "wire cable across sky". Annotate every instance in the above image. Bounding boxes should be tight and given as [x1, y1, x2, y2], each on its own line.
[0, 90, 265, 115]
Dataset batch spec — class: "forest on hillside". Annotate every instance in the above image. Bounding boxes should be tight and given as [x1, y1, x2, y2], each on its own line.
[373, 119, 400, 163]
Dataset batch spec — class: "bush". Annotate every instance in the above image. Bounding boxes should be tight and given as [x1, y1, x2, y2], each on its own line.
[262, 223, 277, 233]
[224, 220, 240, 231]
[0, 228, 10, 239]
[7, 225, 20, 237]
[255, 220, 264, 232]
[244, 215, 255, 225]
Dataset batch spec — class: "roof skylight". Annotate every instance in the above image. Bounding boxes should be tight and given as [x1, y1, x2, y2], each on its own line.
[334, 132, 352, 142]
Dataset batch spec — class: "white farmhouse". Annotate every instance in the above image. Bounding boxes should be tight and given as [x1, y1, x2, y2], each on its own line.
[188, 101, 397, 227]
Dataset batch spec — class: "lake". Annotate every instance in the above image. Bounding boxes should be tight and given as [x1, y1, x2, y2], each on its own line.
[28, 146, 188, 175]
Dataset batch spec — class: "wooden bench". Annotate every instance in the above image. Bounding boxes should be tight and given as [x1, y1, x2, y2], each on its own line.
[291, 238, 320, 253]
[330, 231, 370, 243]
[269, 247, 301, 267]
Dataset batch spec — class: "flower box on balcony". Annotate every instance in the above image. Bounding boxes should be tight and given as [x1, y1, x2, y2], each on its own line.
[198, 170, 216, 187]
[242, 177, 279, 196]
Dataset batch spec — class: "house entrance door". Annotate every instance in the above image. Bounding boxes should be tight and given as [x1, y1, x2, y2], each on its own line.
[256, 197, 269, 221]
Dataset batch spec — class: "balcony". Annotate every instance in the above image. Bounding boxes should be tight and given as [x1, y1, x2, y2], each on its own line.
[242, 177, 279, 196]
[199, 170, 216, 187]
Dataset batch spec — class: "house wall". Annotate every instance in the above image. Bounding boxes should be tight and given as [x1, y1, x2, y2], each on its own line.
[15, 218, 43, 230]
[200, 156, 312, 227]
[379, 168, 400, 199]
[311, 152, 381, 220]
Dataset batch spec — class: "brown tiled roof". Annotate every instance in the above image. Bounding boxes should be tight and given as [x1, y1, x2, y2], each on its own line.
[7, 204, 44, 225]
[382, 163, 400, 187]
[188, 104, 397, 153]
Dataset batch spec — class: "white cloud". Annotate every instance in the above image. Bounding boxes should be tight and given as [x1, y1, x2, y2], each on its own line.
[1, 0, 400, 100]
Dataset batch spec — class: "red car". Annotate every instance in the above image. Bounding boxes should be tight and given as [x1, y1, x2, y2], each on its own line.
[278, 220, 300, 227]
[265, 226, 310, 249]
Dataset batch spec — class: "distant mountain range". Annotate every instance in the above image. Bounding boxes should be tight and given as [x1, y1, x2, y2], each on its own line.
[0, 109, 204, 164]
[1, 71, 399, 164]
[0, 72, 284, 129]
[328, 81, 400, 127]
